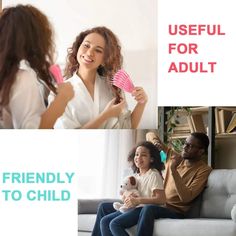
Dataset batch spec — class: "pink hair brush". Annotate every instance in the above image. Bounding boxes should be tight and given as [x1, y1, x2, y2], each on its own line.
[49, 64, 64, 84]
[112, 69, 135, 93]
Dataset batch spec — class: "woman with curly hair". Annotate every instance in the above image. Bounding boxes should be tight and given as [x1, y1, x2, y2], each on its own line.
[0, 4, 74, 129]
[52, 26, 147, 129]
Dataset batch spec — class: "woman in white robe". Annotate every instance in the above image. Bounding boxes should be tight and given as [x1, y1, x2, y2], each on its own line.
[52, 26, 148, 129]
[0, 5, 74, 129]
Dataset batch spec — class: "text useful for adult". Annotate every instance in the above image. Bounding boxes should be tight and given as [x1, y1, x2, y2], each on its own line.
[168, 24, 225, 73]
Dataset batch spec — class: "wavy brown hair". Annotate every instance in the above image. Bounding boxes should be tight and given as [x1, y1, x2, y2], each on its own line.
[0, 4, 56, 106]
[64, 26, 123, 103]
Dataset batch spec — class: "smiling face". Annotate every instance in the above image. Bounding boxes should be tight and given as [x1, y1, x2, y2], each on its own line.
[77, 33, 105, 72]
[134, 146, 152, 173]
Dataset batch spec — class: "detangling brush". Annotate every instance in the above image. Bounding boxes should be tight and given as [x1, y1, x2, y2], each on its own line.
[49, 64, 64, 84]
[112, 69, 135, 93]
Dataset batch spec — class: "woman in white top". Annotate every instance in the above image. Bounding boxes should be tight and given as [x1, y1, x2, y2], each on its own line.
[52, 26, 148, 129]
[92, 141, 166, 236]
[0, 4, 74, 129]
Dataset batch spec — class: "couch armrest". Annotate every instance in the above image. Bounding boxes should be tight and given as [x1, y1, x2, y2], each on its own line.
[78, 199, 120, 214]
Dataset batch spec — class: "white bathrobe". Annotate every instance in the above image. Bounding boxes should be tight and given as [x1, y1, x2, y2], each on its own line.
[53, 73, 129, 129]
[0, 60, 47, 129]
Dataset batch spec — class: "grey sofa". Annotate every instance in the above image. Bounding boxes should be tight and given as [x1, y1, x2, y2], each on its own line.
[78, 169, 236, 236]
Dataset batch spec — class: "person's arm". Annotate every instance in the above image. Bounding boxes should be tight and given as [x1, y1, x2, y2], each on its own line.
[170, 159, 212, 203]
[130, 87, 148, 128]
[10, 70, 72, 129]
[51, 95, 125, 129]
[146, 132, 169, 153]
[10, 68, 74, 129]
[124, 189, 166, 207]
[145, 132, 180, 161]
[40, 82, 74, 129]
[125, 171, 165, 207]
[82, 98, 125, 129]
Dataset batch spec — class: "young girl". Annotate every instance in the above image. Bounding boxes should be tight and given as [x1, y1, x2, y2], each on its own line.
[0, 4, 74, 129]
[92, 141, 166, 236]
[51, 26, 147, 129]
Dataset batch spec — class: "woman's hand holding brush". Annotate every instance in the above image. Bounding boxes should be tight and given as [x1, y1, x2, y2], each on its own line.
[131, 87, 148, 104]
[112, 69, 148, 128]
[112, 69, 148, 104]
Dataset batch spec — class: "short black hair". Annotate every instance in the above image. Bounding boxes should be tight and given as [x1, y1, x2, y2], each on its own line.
[191, 132, 209, 154]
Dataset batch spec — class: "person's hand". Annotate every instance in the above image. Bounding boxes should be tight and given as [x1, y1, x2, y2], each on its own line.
[121, 194, 126, 202]
[56, 82, 74, 103]
[146, 132, 167, 151]
[102, 98, 126, 118]
[129, 192, 139, 198]
[124, 196, 139, 208]
[170, 153, 183, 171]
[131, 87, 148, 104]
[122, 192, 138, 203]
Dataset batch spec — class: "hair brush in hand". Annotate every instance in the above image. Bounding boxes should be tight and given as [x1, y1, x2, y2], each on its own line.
[112, 69, 135, 93]
[49, 64, 64, 84]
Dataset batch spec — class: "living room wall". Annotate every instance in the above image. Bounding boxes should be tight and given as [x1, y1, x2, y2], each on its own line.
[215, 138, 236, 169]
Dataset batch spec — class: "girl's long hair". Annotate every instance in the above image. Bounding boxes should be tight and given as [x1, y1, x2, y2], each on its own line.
[0, 4, 56, 106]
[128, 141, 164, 177]
[64, 26, 123, 103]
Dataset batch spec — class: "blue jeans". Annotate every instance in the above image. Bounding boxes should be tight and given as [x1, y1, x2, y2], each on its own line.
[92, 202, 184, 236]
[91, 202, 117, 236]
[109, 207, 144, 236]
[136, 204, 184, 236]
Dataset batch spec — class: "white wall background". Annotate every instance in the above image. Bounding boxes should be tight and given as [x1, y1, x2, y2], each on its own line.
[3, 0, 157, 128]
[158, 0, 236, 106]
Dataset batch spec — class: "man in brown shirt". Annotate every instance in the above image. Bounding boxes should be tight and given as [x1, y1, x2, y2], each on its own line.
[140, 132, 212, 235]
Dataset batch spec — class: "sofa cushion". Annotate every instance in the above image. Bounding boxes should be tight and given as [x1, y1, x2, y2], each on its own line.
[231, 204, 236, 222]
[78, 214, 96, 232]
[78, 199, 120, 214]
[200, 169, 236, 218]
[127, 218, 236, 236]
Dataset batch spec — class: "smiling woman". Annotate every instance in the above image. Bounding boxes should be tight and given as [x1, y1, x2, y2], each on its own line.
[50, 26, 148, 129]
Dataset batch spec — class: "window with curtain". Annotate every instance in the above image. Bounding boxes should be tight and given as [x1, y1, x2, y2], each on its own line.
[77, 130, 135, 199]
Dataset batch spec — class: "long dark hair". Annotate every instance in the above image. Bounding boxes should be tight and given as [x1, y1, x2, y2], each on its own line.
[64, 26, 123, 103]
[128, 141, 164, 176]
[0, 4, 56, 106]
